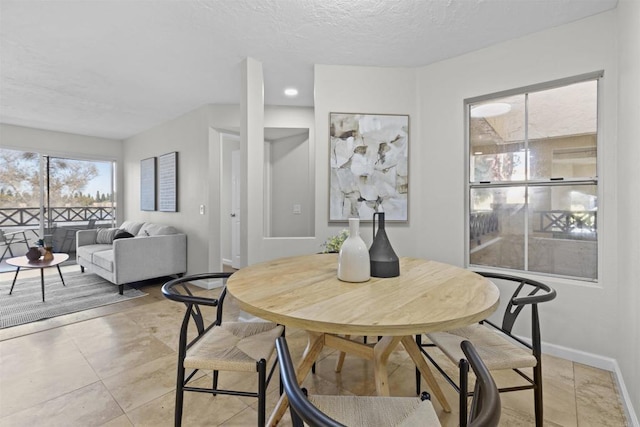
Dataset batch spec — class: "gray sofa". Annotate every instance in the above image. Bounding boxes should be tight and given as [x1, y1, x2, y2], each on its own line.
[76, 221, 187, 294]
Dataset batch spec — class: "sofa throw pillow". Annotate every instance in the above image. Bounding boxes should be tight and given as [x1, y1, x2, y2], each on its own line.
[113, 229, 135, 240]
[119, 221, 145, 236]
[137, 223, 178, 236]
[96, 227, 119, 244]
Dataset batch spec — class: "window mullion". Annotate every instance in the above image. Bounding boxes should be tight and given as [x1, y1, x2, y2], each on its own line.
[524, 93, 529, 272]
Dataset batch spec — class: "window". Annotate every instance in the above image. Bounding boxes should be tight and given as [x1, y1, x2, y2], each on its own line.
[467, 73, 600, 281]
[0, 149, 116, 250]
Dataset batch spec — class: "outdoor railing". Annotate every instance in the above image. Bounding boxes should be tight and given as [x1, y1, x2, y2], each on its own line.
[470, 209, 597, 244]
[0, 207, 115, 228]
[533, 209, 596, 239]
[470, 211, 499, 245]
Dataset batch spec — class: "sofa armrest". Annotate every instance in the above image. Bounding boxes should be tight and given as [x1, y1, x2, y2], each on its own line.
[112, 234, 187, 284]
[76, 229, 98, 247]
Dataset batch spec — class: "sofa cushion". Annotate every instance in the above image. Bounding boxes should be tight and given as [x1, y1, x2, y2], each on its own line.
[120, 221, 145, 236]
[137, 223, 178, 236]
[92, 250, 114, 272]
[77, 244, 113, 263]
[96, 227, 119, 244]
[113, 229, 135, 240]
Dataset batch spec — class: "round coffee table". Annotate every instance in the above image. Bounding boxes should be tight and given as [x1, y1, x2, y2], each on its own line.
[6, 253, 69, 302]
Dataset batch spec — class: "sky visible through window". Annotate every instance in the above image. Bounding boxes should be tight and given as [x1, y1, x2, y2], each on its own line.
[84, 161, 113, 197]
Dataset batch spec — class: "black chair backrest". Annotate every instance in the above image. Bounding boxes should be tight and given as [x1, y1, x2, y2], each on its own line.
[276, 337, 347, 427]
[162, 272, 232, 343]
[461, 340, 501, 427]
[277, 337, 501, 427]
[475, 272, 556, 334]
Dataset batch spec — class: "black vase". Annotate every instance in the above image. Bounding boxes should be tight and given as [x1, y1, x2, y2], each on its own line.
[26, 247, 41, 261]
[369, 212, 399, 278]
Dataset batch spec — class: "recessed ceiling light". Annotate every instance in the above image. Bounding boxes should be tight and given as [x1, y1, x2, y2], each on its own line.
[470, 102, 512, 118]
[284, 87, 298, 97]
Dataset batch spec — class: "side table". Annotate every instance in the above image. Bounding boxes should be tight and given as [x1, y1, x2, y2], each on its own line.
[6, 253, 70, 302]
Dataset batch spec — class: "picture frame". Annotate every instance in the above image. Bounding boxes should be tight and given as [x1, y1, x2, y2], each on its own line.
[329, 113, 409, 222]
[158, 151, 178, 212]
[140, 157, 156, 211]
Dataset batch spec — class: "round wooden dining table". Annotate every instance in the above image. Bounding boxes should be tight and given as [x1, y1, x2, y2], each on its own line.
[226, 253, 500, 426]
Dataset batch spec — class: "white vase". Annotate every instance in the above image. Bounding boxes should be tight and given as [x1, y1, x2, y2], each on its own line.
[337, 218, 370, 282]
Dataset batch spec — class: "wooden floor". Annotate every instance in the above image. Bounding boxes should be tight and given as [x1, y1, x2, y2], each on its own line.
[0, 265, 629, 426]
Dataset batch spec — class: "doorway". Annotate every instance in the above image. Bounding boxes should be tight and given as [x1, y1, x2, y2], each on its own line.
[220, 133, 241, 269]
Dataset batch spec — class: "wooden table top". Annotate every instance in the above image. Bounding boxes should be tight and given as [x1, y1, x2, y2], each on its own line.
[6, 253, 69, 268]
[226, 254, 500, 336]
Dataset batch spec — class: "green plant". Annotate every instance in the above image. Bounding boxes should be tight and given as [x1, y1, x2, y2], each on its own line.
[321, 229, 349, 253]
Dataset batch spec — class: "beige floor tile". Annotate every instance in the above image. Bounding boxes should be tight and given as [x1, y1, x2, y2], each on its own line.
[66, 313, 148, 350]
[0, 327, 77, 375]
[99, 414, 134, 427]
[126, 376, 250, 427]
[218, 406, 260, 426]
[543, 357, 578, 426]
[0, 349, 99, 417]
[124, 299, 202, 352]
[102, 354, 182, 412]
[0, 381, 123, 427]
[575, 363, 628, 426]
[81, 332, 175, 379]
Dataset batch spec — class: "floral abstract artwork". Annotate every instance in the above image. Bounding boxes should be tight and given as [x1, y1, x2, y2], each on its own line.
[329, 113, 409, 222]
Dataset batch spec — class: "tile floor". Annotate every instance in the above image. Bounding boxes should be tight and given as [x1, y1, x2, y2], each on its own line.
[0, 266, 629, 426]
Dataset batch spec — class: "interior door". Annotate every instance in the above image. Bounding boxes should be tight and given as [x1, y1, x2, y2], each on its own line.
[231, 149, 241, 269]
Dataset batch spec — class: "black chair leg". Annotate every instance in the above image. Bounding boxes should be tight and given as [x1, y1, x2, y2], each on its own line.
[459, 358, 469, 427]
[175, 366, 185, 427]
[534, 363, 544, 427]
[257, 359, 267, 427]
[415, 334, 422, 395]
[212, 370, 219, 396]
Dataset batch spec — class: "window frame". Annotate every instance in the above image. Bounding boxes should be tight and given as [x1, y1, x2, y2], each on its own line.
[464, 71, 603, 282]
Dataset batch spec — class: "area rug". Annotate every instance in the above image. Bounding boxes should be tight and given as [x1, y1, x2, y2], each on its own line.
[0, 271, 147, 329]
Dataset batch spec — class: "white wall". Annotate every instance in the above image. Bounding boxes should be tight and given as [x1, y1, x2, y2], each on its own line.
[314, 65, 418, 253]
[414, 10, 621, 355]
[616, 0, 640, 420]
[415, 9, 639, 419]
[267, 132, 312, 238]
[0, 124, 124, 222]
[123, 105, 211, 275]
[122, 101, 316, 273]
[261, 107, 318, 256]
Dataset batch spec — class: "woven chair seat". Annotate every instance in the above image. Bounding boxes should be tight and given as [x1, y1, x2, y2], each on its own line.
[428, 323, 537, 371]
[307, 395, 441, 427]
[185, 321, 284, 372]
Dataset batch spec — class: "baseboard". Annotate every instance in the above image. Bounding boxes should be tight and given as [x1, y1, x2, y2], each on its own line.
[541, 341, 639, 426]
[222, 258, 232, 265]
[189, 278, 225, 290]
[614, 363, 640, 427]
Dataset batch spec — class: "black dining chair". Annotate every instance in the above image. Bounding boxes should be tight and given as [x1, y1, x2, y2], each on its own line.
[416, 271, 556, 427]
[162, 272, 285, 427]
[278, 336, 501, 427]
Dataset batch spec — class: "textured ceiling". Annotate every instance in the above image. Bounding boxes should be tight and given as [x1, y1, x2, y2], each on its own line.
[0, 0, 617, 140]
